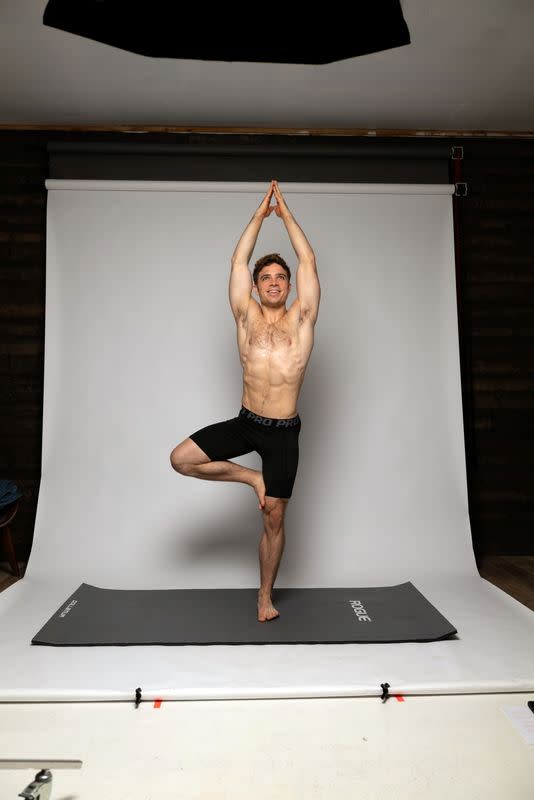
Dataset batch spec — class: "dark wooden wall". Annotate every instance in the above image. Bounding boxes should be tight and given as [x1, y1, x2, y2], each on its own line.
[459, 140, 534, 555]
[1, 132, 532, 562]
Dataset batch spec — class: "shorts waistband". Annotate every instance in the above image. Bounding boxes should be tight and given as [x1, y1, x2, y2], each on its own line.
[239, 406, 300, 428]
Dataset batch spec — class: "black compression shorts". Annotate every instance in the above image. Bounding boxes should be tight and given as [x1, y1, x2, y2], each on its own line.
[189, 405, 302, 499]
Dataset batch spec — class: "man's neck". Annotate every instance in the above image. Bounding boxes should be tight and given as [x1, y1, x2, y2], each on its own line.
[262, 307, 286, 324]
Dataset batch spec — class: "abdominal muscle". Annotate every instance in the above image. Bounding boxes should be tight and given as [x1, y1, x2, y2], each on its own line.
[237, 305, 312, 419]
[241, 366, 304, 419]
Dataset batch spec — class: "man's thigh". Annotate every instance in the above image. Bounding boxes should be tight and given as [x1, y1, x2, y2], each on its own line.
[260, 427, 301, 500]
[170, 437, 212, 467]
[188, 417, 254, 462]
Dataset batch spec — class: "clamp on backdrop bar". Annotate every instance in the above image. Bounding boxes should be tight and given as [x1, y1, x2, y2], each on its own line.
[451, 146, 468, 196]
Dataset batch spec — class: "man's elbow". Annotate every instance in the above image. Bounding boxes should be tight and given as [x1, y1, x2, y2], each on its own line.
[299, 256, 317, 271]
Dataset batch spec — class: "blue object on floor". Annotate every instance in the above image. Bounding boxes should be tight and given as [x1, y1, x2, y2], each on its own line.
[0, 480, 23, 510]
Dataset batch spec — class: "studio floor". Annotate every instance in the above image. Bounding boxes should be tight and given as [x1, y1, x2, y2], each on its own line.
[1, 693, 533, 798]
[1, 558, 533, 798]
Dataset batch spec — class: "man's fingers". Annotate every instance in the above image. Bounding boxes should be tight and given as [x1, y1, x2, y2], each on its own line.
[272, 183, 288, 214]
[260, 182, 277, 217]
[259, 187, 273, 211]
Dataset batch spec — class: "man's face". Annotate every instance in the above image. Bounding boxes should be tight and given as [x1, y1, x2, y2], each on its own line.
[255, 264, 291, 307]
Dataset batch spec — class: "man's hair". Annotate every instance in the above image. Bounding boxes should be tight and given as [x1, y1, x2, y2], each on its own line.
[253, 253, 291, 286]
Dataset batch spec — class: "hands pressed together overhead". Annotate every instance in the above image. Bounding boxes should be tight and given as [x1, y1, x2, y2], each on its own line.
[257, 180, 290, 220]
[234, 178, 314, 270]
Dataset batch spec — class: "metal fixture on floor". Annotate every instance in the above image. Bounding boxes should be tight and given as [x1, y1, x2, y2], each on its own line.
[0, 760, 82, 799]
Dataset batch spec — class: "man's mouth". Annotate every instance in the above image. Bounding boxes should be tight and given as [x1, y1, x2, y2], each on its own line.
[268, 291, 279, 295]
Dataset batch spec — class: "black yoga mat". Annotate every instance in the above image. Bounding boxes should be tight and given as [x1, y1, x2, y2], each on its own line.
[32, 582, 456, 646]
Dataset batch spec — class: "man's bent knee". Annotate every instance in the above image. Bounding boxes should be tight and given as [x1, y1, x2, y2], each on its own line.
[170, 438, 211, 472]
[171, 459, 190, 475]
[170, 450, 187, 473]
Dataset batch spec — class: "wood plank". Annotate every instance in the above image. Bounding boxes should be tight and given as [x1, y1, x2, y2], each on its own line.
[478, 555, 534, 610]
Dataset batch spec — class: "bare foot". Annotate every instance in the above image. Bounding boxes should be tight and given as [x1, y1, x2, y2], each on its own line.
[252, 472, 266, 510]
[258, 592, 280, 622]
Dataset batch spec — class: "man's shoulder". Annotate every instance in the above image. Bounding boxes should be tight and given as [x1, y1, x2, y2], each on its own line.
[243, 297, 261, 324]
[234, 296, 260, 329]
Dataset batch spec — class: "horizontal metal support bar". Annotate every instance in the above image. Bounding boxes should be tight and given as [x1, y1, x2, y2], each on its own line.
[45, 180, 455, 195]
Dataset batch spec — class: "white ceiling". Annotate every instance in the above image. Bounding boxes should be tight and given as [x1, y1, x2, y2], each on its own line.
[1, 0, 533, 131]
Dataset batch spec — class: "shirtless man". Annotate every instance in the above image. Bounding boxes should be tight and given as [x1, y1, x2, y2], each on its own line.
[170, 181, 321, 622]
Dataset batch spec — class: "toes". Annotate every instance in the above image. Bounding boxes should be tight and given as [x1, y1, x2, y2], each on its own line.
[258, 606, 279, 622]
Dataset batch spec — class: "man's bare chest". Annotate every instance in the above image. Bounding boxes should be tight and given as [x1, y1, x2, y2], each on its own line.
[236, 304, 312, 372]
[247, 318, 295, 351]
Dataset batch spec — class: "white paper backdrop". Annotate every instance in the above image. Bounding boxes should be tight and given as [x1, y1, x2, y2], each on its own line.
[36, 181, 475, 586]
[1, 181, 533, 701]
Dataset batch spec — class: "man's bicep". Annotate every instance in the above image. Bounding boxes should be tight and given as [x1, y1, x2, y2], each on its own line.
[229, 263, 253, 320]
[296, 262, 321, 323]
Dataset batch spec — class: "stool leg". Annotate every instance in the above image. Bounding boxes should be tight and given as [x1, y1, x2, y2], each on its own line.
[1, 525, 21, 578]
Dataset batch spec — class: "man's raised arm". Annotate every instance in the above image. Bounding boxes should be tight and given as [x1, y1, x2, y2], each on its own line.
[271, 181, 316, 266]
[272, 181, 321, 322]
[229, 182, 275, 320]
[231, 182, 275, 267]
